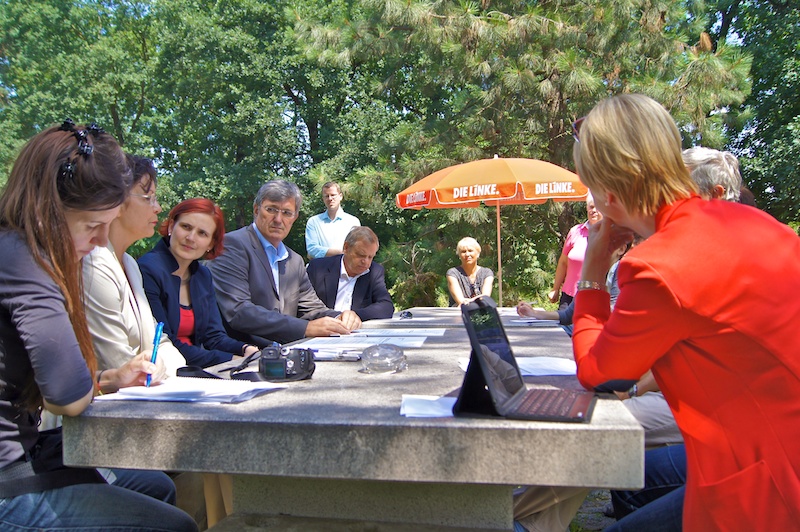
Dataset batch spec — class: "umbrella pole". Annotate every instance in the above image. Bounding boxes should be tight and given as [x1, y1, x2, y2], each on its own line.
[496, 202, 502, 306]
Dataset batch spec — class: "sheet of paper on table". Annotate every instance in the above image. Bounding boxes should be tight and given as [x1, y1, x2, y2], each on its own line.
[509, 318, 561, 326]
[458, 356, 577, 376]
[93, 376, 286, 403]
[298, 335, 427, 361]
[400, 395, 457, 417]
[296, 335, 427, 350]
[351, 328, 445, 337]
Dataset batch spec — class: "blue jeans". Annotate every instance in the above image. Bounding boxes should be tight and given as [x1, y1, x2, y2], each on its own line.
[606, 444, 686, 532]
[109, 468, 177, 505]
[0, 482, 198, 531]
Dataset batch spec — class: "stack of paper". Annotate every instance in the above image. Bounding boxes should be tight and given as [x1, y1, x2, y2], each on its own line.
[94, 376, 285, 403]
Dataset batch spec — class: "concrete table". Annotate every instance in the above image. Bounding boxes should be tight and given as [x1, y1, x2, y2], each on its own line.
[63, 327, 642, 530]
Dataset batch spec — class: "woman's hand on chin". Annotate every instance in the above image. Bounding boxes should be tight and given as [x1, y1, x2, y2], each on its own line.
[584, 219, 635, 279]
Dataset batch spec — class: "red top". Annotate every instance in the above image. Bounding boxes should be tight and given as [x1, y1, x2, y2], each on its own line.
[573, 196, 800, 530]
[177, 306, 195, 346]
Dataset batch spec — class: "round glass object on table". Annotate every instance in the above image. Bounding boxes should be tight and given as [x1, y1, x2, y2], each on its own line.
[360, 344, 407, 374]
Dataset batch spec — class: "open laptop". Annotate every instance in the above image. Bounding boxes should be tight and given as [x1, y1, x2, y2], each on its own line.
[453, 296, 596, 423]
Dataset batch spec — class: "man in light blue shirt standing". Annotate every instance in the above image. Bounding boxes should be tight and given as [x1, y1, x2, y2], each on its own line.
[305, 181, 360, 259]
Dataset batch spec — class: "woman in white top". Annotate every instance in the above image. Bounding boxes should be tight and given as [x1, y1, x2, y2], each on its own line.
[82, 155, 185, 376]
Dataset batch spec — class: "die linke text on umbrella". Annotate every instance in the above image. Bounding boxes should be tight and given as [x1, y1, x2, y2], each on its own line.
[451, 181, 575, 199]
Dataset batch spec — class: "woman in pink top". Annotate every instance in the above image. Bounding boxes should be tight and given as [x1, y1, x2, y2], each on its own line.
[548, 193, 602, 308]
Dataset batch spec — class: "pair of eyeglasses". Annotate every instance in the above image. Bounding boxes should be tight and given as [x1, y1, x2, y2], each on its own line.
[572, 116, 585, 142]
[130, 193, 160, 207]
[262, 205, 296, 218]
[399, 310, 413, 320]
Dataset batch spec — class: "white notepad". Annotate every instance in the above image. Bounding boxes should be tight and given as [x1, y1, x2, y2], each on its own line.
[94, 376, 286, 403]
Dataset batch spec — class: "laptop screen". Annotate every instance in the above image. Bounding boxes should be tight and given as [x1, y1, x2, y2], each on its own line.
[463, 302, 526, 403]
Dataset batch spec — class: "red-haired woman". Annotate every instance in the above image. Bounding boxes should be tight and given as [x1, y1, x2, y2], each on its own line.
[138, 198, 260, 368]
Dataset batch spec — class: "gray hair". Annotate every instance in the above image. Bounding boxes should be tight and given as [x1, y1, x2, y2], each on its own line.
[253, 180, 303, 216]
[682, 147, 742, 202]
[345, 226, 378, 247]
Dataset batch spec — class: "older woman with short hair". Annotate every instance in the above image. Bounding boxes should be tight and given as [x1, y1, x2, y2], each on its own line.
[446, 237, 494, 306]
[571, 93, 800, 530]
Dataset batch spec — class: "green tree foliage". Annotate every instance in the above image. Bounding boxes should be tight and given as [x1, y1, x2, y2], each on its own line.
[294, 0, 752, 304]
[1, 0, 773, 307]
[0, 0, 156, 174]
[711, 0, 799, 221]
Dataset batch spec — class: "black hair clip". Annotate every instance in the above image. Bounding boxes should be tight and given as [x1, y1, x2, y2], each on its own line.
[86, 123, 105, 136]
[77, 142, 93, 156]
[75, 130, 93, 156]
[59, 160, 75, 182]
[59, 118, 76, 132]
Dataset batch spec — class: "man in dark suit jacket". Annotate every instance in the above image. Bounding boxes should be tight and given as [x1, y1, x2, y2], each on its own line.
[207, 180, 361, 346]
[306, 227, 394, 321]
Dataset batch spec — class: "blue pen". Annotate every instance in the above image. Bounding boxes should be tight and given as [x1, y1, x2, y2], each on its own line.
[146, 322, 164, 387]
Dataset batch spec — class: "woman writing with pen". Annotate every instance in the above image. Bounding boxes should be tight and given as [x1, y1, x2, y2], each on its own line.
[82, 154, 185, 377]
[0, 121, 196, 530]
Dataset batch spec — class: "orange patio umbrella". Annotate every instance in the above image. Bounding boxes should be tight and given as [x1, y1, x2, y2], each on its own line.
[395, 156, 588, 305]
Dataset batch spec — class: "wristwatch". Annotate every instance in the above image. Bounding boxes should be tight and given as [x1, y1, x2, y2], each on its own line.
[576, 280, 606, 292]
[627, 384, 639, 398]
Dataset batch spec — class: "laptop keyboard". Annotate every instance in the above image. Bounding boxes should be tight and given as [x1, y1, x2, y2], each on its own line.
[514, 388, 584, 418]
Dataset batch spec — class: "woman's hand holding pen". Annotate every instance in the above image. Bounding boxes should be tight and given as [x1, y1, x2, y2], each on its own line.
[98, 352, 166, 394]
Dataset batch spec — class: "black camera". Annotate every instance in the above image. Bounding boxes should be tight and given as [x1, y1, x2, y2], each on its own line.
[258, 346, 315, 382]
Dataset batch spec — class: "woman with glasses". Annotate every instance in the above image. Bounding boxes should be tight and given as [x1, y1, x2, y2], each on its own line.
[571, 94, 800, 530]
[446, 237, 494, 306]
[0, 123, 196, 531]
[138, 198, 260, 368]
[82, 155, 186, 376]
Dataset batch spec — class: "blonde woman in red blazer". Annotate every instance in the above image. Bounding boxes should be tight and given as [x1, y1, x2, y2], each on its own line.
[571, 94, 800, 531]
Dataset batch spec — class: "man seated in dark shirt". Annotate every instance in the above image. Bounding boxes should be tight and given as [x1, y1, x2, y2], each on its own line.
[306, 226, 394, 321]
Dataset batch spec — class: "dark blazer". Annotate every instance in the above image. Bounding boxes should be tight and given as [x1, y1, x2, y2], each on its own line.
[306, 255, 394, 321]
[138, 238, 244, 367]
[206, 225, 338, 345]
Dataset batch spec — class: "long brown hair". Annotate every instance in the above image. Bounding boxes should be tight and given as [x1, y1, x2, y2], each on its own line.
[0, 121, 131, 410]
